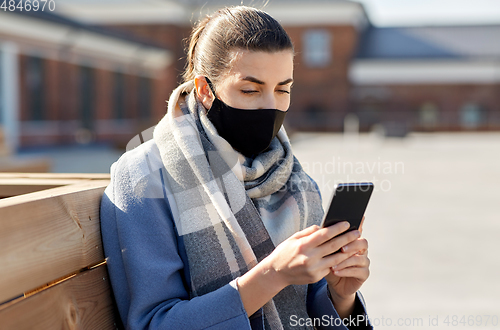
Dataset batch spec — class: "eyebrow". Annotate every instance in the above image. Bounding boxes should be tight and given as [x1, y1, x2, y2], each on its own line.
[241, 76, 294, 86]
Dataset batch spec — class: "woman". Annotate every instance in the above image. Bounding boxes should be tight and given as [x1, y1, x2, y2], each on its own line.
[100, 6, 372, 330]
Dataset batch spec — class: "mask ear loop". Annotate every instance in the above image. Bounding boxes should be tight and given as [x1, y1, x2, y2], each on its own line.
[205, 77, 217, 98]
[204, 77, 217, 115]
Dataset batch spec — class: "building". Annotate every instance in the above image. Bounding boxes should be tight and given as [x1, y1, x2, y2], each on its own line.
[56, 0, 500, 135]
[0, 7, 172, 151]
[57, 0, 370, 133]
[351, 25, 500, 134]
[1, 0, 499, 151]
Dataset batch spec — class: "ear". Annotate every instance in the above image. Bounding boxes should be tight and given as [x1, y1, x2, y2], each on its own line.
[194, 75, 215, 110]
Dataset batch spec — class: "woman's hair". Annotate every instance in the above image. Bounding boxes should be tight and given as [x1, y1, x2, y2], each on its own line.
[182, 6, 294, 86]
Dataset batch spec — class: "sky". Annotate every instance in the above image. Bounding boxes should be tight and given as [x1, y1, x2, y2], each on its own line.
[354, 0, 500, 26]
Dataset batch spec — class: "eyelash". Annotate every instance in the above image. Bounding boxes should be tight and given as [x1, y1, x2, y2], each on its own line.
[241, 90, 290, 95]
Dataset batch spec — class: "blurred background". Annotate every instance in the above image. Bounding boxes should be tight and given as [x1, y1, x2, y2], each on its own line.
[0, 0, 499, 328]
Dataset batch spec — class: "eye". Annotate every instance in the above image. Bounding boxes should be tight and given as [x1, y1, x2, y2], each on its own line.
[277, 89, 290, 94]
[241, 90, 258, 94]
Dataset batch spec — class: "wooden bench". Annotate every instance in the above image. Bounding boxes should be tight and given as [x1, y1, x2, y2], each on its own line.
[0, 173, 122, 329]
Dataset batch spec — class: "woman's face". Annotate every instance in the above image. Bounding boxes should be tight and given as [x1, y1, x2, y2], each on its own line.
[204, 50, 294, 112]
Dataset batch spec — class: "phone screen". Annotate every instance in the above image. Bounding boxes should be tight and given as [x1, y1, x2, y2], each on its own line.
[321, 182, 374, 231]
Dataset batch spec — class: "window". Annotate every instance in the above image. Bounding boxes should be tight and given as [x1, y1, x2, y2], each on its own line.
[306, 104, 325, 125]
[26, 56, 45, 121]
[303, 29, 331, 68]
[138, 76, 151, 120]
[80, 66, 94, 130]
[460, 103, 482, 129]
[114, 72, 125, 120]
[418, 102, 439, 129]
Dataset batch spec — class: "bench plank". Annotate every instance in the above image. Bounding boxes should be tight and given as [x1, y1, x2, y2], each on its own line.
[0, 265, 119, 330]
[0, 180, 110, 304]
[0, 178, 88, 198]
[0, 173, 111, 180]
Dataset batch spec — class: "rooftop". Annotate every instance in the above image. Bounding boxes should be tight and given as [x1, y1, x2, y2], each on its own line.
[356, 25, 500, 60]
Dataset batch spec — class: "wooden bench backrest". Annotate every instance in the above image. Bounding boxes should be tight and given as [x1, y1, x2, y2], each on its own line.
[0, 174, 121, 329]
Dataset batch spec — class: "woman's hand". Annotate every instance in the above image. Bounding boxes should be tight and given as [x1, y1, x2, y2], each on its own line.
[237, 220, 366, 316]
[324, 217, 370, 318]
[266, 221, 361, 287]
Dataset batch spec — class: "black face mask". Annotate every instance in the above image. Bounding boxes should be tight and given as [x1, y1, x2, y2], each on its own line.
[204, 77, 288, 158]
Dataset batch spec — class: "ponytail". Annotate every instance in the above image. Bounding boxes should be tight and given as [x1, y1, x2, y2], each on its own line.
[182, 15, 212, 83]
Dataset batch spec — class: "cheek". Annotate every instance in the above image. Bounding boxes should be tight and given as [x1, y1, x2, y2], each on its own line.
[278, 96, 291, 111]
[217, 89, 246, 108]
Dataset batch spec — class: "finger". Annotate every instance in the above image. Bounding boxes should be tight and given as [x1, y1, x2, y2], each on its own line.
[332, 254, 370, 273]
[316, 250, 349, 273]
[339, 237, 368, 255]
[319, 239, 362, 270]
[359, 216, 365, 235]
[318, 229, 361, 257]
[303, 221, 350, 248]
[332, 265, 370, 281]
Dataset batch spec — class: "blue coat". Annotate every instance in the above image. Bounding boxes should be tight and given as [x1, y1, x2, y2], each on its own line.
[100, 139, 373, 329]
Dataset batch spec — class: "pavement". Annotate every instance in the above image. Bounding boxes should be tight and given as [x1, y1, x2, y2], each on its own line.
[290, 131, 500, 329]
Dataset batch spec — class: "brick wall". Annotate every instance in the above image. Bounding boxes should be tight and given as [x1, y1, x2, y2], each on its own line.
[283, 25, 359, 131]
[351, 83, 500, 133]
[107, 24, 193, 121]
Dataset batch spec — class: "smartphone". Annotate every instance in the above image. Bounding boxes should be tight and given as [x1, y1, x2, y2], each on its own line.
[320, 182, 374, 236]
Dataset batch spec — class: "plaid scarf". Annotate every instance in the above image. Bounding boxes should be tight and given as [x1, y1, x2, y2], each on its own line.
[153, 81, 324, 329]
